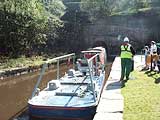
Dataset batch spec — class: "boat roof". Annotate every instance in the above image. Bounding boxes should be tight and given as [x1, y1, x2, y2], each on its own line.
[92, 47, 105, 51]
[81, 50, 101, 53]
[81, 47, 105, 53]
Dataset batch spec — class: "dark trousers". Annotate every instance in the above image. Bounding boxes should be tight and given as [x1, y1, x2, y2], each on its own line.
[121, 58, 132, 80]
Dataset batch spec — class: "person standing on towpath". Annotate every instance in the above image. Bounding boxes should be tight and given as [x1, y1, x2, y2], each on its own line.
[120, 37, 135, 82]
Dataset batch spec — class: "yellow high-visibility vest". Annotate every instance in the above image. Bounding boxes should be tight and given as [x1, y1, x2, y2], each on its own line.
[120, 44, 132, 58]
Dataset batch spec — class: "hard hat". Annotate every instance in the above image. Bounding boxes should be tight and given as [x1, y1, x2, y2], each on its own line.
[145, 46, 148, 48]
[124, 37, 129, 42]
[151, 41, 155, 44]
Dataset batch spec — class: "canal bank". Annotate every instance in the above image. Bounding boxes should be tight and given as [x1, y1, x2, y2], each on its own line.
[93, 55, 143, 120]
[93, 57, 123, 120]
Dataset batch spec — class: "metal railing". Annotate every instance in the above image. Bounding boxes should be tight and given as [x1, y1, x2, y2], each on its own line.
[87, 53, 100, 102]
[30, 53, 75, 99]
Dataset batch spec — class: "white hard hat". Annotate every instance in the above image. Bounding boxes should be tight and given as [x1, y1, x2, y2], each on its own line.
[124, 37, 129, 42]
[151, 41, 155, 44]
[145, 46, 149, 48]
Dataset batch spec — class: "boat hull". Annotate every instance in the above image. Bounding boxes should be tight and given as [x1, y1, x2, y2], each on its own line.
[28, 104, 97, 120]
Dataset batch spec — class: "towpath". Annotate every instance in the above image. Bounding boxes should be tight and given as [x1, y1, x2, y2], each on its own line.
[93, 55, 143, 120]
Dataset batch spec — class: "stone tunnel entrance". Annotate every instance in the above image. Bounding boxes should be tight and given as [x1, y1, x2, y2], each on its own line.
[92, 41, 107, 50]
[92, 41, 110, 60]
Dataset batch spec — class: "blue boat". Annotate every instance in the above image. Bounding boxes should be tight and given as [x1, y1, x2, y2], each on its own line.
[28, 47, 107, 120]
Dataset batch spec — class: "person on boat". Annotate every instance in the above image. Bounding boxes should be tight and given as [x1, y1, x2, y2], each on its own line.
[120, 37, 135, 81]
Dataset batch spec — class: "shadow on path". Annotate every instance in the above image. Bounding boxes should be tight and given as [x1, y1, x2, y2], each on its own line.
[106, 81, 122, 90]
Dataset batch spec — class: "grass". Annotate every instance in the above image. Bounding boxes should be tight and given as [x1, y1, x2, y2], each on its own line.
[122, 70, 160, 120]
[0, 56, 44, 70]
[0, 52, 67, 70]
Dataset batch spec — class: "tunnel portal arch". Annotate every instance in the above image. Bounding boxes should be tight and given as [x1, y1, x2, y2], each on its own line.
[92, 41, 108, 59]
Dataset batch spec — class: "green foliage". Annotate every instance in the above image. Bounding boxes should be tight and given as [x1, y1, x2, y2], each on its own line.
[80, 0, 110, 21]
[0, 0, 65, 57]
[80, 0, 151, 20]
[113, 0, 151, 14]
[45, 0, 66, 17]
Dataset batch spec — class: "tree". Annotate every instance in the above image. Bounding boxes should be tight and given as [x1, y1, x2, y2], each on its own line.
[80, 0, 151, 20]
[0, 0, 66, 57]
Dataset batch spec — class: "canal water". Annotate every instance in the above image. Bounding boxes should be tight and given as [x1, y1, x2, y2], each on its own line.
[0, 63, 112, 120]
[0, 64, 70, 120]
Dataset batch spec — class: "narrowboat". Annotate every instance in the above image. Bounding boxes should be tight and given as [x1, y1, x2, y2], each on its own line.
[28, 47, 107, 120]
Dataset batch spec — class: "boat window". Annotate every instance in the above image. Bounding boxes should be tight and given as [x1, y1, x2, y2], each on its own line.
[49, 82, 58, 90]
[67, 69, 75, 77]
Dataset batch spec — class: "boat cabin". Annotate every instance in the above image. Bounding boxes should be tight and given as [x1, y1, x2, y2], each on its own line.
[77, 47, 106, 75]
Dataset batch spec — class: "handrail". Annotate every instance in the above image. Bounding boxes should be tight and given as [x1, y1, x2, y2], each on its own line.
[30, 53, 75, 99]
[87, 54, 99, 63]
[46, 53, 75, 64]
[31, 63, 47, 99]
[87, 53, 100, 102]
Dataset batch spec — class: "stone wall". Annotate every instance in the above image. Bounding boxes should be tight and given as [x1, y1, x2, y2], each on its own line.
[83, 12, 160, 56]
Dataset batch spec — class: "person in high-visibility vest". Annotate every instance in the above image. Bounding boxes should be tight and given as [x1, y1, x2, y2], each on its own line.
[120, 37, 135, 81]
